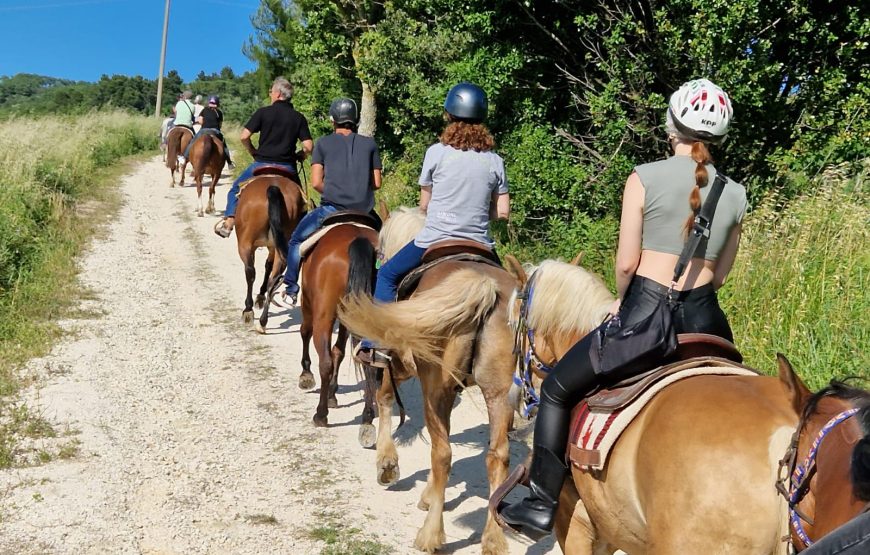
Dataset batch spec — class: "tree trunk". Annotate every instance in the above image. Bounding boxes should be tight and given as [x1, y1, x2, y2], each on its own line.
[358, 80, 377, 137]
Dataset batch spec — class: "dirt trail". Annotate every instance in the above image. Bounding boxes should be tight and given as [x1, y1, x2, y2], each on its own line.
[0, 157, 557, 554]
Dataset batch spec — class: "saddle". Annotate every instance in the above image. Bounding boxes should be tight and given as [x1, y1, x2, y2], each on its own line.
[320, 209, 382, 233]
[396, 239, 502, 300]
[252, 164, 299, 182]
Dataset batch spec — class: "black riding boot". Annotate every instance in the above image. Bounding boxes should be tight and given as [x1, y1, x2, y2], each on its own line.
[498, 447, 567, 540]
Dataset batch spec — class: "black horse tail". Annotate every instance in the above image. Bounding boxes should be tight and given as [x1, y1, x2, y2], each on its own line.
[267, 185, 289, 262]
[345, 235, 376, 297]
[852, 406, 870, 502]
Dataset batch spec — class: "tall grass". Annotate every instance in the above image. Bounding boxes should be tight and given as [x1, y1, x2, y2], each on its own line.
[720, 161, 869, 389]
[0, 111, 156, 396]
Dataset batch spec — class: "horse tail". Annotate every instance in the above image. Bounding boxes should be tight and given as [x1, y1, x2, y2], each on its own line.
[345, 236, 376, 298]
[166, 130, 179, 169]
[194, 135, 209, 174]
[338, 268, 499, 364]
[267, 185, 289, 262]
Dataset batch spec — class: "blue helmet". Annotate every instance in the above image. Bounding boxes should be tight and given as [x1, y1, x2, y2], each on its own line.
[208, 95, 220, 106]
[444, 82, 487, 121]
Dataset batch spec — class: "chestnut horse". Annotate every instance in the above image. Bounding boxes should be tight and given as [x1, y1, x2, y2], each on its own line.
[233, 172, 305, 330]
[504, 259, 867, 554]
[188, 132, 224, 217]
[165, 126, 193, 187]
[297, 221, 379, 442]
[338, 207, 518, 554]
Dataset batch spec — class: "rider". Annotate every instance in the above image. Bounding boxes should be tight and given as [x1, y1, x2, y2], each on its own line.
[173, 90, 196, 132]
[354, 82, 510, 367]
[192, 94, 205, 133]
[214, 77, 314, 238]
[497, 78, 748, 540]
[272, 97, 383, 309]
[179, 95, 235, 169]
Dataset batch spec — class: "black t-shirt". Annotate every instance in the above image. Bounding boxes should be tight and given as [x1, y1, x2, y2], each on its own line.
[245, 100, 312, 167]
[312, 132, 382, 212]
[200, 106, 223, 130]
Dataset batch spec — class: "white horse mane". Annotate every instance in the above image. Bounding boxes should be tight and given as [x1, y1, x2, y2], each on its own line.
[380, 205, 426, 261]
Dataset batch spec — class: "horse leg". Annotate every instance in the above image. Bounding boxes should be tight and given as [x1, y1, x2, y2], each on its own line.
[313, 318, 335, 427]
[413, 362, 459, 553]
[255, 248, 283, 334]
[206, 171, 217, 214]
[358, 354, 378, 449]
[375, 367, 400, 485]
[298, 301, 315, 391]
[195, 175, 204, 217]
[255, 250, 275, 309]
[478, 368, 514, 554]
[180, 158, 188, 187]
[328, 322, 347, 409]
[556, 482, 599, 555]
[239, 245, 255, 324]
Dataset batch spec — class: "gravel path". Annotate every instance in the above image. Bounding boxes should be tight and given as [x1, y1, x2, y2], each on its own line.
[0, 157, 557, 555]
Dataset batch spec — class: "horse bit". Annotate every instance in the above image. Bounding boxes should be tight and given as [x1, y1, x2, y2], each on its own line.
[776, 406, 860, 550]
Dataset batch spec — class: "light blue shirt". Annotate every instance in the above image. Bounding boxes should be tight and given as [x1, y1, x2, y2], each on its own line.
[413, 143, 508, 248]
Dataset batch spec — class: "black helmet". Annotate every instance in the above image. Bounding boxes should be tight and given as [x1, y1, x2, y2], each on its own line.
[444, 82, 487, 121]
[329, 97, 358, 125]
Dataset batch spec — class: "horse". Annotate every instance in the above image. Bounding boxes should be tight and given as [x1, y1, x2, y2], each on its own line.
[232, 169, 306, 330]
[338, 207, 518, 554]
[188, 132, 224, 217]
[159, 117, 174, 162]
[296, 214, 381, 444]
[165, 126, 193, 187]
[502, 259, 868, 554]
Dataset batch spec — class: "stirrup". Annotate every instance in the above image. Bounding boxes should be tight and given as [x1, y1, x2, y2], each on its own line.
[352, 342, 391, 368]
[489, 463, 530, 530]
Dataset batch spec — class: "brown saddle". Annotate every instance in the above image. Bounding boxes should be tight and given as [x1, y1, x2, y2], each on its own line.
[320, 209, 382, 232]
[252, 164, 299, 182]
[395, 240, 502, 300]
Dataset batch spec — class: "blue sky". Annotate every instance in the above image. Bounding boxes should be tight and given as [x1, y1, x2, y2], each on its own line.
[0, 0, 260, 83]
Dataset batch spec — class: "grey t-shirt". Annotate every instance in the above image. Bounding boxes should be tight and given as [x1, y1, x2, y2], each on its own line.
[634, 155, 748, 260]
[312, 132, 382, 212]
[413, 143, 508, 248]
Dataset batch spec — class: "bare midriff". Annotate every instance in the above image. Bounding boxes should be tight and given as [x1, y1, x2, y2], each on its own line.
[635, 250, 717, 290]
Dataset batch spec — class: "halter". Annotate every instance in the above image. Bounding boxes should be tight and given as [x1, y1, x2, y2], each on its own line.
[511, 271, 557, 419]
[777, 407, 860, 549]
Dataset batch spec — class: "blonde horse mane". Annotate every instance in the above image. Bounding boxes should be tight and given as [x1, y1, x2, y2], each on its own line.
[519, 259, 614, 339]
[380, 206, 426, 261]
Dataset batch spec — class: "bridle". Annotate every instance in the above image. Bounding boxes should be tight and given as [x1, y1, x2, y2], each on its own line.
[511, 271, 558, 419]
[777, 406, 860, 550]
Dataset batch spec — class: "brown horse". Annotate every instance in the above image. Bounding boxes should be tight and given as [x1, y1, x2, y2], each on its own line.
[297, 221, 380, 444]
[233, 172, 305, 330]
[338, 208, 518, 554]
[188, 132, 224, 217]
[504, 259, 867, 554]
[165, 126, 193, 187]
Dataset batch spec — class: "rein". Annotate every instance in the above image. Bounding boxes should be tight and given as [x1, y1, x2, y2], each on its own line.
[777, 407, 860, 549]
[512, 271, 556, 419]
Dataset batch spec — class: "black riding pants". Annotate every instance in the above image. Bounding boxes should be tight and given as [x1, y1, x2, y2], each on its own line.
[533, 276, 733, 454]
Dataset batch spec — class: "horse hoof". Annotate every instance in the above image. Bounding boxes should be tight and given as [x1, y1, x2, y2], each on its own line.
[313, 415, 328, 428]
[242, 310, 253, 324]
[255, 321, 266, 334]
[328, 397, 338, 409]
[197, 211, 204, 218]
[358, 424, 376, 449]
[298, 372, 316, 390]
[417, 498, 429, 511]
[377, 459, 399, 486]
[255, 295, 265, 310]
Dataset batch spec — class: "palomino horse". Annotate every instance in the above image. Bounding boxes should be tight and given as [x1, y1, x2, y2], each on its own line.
[503, 259, 868, 554]
[165, 126, 193, 187]
[338, 207, 518, 554]
[188, 132, 224, 217]
[296, 213, 380, 444]
[232, 168, 306, 330]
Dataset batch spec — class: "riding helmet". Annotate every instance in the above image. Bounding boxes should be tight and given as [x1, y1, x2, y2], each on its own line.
[329, 98, 359, 125]
[667, 79, 733, 144]
[208, 95, 220, 106]
[444, 82, 488, 122]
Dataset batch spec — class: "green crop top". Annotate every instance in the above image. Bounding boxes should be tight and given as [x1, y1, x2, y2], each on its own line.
[634, 155, 748, 261]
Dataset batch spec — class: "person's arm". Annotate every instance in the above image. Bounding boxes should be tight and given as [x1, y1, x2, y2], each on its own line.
[240, 128, 256, 157]
[713, 224, 742, 289]
[490, 192, 510, 221]
[311, 163, 325, 193]
[296, 139, 314, 162]
[372, 168, 382, 190]
[196, 115, 204, 125]
[420, 186, 432, 214]
[615, 172, 645, 303]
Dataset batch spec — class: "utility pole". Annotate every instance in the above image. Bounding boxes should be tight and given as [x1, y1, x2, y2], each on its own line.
[155, 0, 171, 117]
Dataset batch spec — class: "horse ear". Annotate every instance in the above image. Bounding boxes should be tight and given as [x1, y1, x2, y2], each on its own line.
[777, 353, 812, 416]
[377, 198, 390, 223]
[502, 254, 527, 287]
[570, 251, 584, 266]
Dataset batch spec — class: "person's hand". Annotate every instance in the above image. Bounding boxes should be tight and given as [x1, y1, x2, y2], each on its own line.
[607, 298, 622, 315]
[295, 150, 307, 162]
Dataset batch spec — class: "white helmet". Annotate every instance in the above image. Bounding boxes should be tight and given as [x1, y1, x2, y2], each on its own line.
[667, 78, 733, 144]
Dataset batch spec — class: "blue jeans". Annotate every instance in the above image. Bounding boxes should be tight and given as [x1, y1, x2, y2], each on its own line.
[225, 161, 297, 218]
[282, 204, 338, 294]
[802, 512, 870, 554]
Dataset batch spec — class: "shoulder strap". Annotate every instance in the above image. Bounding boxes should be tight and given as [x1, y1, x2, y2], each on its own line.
[671, 172, 728, 284]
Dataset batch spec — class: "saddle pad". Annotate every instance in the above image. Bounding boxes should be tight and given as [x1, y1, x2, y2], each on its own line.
[568, 365, 757, 470]
[299, 222, 375, 258]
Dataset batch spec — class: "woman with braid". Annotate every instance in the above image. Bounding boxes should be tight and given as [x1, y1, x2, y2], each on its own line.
[497, 78, 748, 540]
